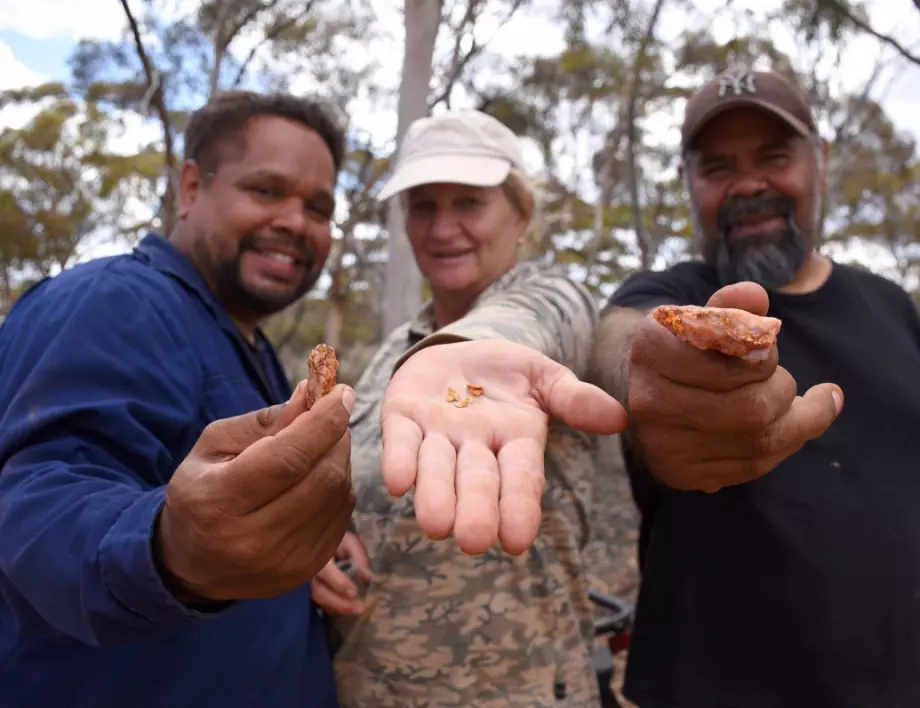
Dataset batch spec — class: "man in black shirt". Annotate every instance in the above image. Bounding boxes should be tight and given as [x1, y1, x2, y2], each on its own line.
[591, 67, 920, 707]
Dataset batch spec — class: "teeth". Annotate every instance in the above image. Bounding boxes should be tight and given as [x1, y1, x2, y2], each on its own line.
[266, 252, 295, 264]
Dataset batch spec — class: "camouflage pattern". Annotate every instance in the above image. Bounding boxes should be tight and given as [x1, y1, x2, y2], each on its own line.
[331, 261, 604, 707]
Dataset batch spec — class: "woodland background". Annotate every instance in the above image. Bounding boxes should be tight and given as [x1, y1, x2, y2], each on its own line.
[1, 2, 919, 701]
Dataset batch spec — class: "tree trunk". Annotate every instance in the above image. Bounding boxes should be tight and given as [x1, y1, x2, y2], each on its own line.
[381, 0, 443, 337]
[325, 295, 345, 351]
[625, 0, 667, 271]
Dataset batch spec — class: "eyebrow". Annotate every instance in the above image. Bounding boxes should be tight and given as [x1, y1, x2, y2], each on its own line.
[694, 136, 796, 166]
[759, 137, 795, 151]
[242, 168, 336, 208]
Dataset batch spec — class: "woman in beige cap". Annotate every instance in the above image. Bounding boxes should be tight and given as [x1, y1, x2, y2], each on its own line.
[317, 110, 604, 707]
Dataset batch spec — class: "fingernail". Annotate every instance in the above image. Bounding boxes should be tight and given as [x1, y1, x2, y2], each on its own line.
[832, 390, 842, 414]
[346, 585, 357, 597]
[342, 387, 355, 413]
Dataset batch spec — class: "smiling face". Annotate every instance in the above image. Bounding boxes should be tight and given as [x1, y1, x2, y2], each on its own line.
[404, 182, 527, 302]
[176, 115, 336, 325]
[685, 106, 827, 289]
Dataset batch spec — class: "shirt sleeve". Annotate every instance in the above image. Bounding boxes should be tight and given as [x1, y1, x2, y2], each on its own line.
[0, 268, 222, 648]
[392, 268, 599, 379]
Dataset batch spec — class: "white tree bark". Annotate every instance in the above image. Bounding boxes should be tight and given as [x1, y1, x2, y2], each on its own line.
[381, 0, 443, 337]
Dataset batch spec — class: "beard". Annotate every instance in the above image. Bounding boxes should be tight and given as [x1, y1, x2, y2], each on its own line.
[202, 233, 319, 318]
[712, 193, 808, 291]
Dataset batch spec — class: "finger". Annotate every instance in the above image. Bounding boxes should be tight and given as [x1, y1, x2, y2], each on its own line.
[339, 534, 374, 583]
[258, 428, 353, 522]
[535, 364, 628, 434]
[706, 282, 770, 315]
[664, 383, 843, 489]
[413, 433, 458, 541]
[629, 366, 797, 434]
[632, 317, 778, 391]
[215, 431, 354, 590]
[380, 414, 423, 497]
[763, 382, 843, 450]
[312, 578, 366, 616]
[453, 440, 501, 555]
[496, 437, 545, 556]
[315, 562, 359, 599]
[218, 389, 352, 508]
[198, 383, 354, 459]
[281, 483, 356, 590]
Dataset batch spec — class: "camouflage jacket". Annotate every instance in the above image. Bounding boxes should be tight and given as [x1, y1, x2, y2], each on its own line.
[331, 261, 603, 707]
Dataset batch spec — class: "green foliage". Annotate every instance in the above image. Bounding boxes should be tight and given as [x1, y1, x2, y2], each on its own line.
[4, 0, 920, 355]
[0, 90, 162, 312]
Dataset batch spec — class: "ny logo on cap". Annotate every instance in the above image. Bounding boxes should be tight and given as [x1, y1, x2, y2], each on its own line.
[717, 69, 756, 98]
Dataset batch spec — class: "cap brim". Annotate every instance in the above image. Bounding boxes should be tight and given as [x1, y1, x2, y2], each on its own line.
[683, 98, 811, 150]
[377, 154, 512, 202]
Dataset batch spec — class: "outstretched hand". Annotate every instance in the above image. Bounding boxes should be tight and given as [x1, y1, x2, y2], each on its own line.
[380, 339, 627, 556]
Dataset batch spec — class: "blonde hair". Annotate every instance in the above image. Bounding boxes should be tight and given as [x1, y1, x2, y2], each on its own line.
[501, 166, 535, 221]
[501, 167, 542, 255]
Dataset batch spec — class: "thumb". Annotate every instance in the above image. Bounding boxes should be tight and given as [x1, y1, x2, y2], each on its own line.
[197, 383, 355, 458]
[536, 361, 628, 435]
[706, 281, 770, 315]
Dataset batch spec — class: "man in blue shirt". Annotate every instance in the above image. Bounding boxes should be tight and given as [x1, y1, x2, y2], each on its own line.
[0, 91, 358, 707]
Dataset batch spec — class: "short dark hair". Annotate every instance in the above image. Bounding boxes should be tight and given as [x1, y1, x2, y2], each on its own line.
[182, 90, 346, 178]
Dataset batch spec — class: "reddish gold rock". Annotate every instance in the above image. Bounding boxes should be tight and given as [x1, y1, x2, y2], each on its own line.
[652, 305, 782, 362]
[304, 344, 339, 409]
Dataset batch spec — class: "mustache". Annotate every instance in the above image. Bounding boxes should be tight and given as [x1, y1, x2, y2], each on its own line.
[239, 233, 314, 269]
[717, 193, 793, 234]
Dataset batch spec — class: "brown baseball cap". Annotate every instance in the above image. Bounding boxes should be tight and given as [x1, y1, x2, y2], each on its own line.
[681, 68, 817, 152]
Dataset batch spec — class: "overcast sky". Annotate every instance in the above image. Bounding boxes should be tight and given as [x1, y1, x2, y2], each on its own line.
[0, 0, 918, 272]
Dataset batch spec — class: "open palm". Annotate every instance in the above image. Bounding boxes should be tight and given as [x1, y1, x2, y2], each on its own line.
[380, 339, 627, 555]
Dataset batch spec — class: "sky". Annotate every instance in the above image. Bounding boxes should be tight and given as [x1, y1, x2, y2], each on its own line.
[0, 0, 918, 274]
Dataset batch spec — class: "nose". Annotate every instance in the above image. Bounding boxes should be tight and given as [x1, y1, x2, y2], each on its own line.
[727, 169, 769, 198]
[270, 197, 310, 239]
[428, 208, 462, 241]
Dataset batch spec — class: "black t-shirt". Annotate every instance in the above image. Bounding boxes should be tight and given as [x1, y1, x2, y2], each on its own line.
[605, 259, 920, 708]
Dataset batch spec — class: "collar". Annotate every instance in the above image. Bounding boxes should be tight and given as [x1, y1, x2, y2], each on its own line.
[132, 233, 271, 348]
[406, 261, 541, 345]
[407, 301, 437, 343]
[133, 233, 224, 318]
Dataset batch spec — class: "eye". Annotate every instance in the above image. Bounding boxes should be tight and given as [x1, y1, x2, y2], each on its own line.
[455, 196, 481, 209]
[702, 164, 727, 178]
[409, 201, 435, 216]
[764, 151, 789, 164]
[248, 185, 282, 200]
[306, 201, 334, 219]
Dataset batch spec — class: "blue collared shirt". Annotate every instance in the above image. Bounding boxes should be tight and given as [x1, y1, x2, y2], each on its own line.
[0, 234, 338, 707]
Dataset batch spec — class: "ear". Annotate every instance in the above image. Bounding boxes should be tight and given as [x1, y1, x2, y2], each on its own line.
[177, 160, 204, 220]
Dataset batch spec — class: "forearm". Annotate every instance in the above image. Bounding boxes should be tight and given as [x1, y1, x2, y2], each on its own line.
[588, 306, 650, 408]
[395, 275, 599, 377]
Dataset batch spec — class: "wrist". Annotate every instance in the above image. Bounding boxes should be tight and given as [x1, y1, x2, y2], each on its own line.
[152, 505, 228, 610]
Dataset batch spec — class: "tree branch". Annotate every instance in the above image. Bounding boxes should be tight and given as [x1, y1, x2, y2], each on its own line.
[118, 0, 178, 235]
[428, 0, 526, 109]
[230, 0, 317, 88]
[822, 0, 920, 66]
[625, 0, 667, 270]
